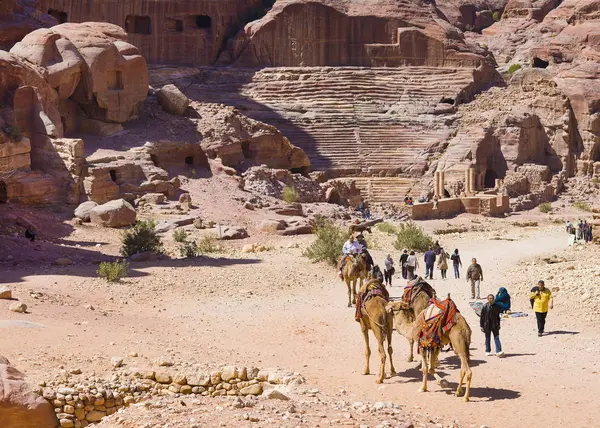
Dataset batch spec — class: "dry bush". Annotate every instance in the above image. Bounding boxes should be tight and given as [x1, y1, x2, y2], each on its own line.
[303, 217, 349, 266]
[97, 260, 129, 282]
[121, 220, 164, 257]
[393, 221, 434, 252]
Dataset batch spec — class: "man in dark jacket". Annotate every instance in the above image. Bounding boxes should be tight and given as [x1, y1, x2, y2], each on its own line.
[399, 249, 409, 279]
[480, 294, 504, 357]
[423, 248, 436, 280]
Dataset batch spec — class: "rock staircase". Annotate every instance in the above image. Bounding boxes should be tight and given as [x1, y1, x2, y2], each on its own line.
[183, 66, 481, 202]
[351, 177, 429, 204]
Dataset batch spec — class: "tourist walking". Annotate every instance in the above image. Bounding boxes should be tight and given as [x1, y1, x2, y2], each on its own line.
[495, 287, 511, 313]
[530, 280, 553, 336]
[480, 294, 504, 357]
[424, 247, 436, 280]
[406, 251, 418, 280]
[399, 249, 409, 279]
[466, 258, 484, 299]
[437, 249, 449, 279]
[587, 223, 593, 242]
[450, 249, 462, 279]
[383, 254, 395, 286]
[577, 220, 584, 240]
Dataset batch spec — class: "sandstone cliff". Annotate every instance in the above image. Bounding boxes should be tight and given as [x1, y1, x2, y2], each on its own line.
[0, 0, 57, 50]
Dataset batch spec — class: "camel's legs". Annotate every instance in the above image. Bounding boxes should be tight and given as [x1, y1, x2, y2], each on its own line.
[352, 279, 357, 305]
[429, 348, 441, 376]
[461, 354, 472, 402]
[361, 322, 371, 375]
[456, 362, 465, 398]
[386, 318, 396, 375]
[373, 326, 386, 384]
[407, 338, 414, 362]
[346, 278, 352, 307]
[419, 349, 429, 392]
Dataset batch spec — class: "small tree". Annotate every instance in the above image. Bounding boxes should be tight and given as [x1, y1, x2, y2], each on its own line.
[120, 220, 164, 257]
[303, 217, 349, 266]
[507, 64, 522, 74]
[538, 202, 552, 213]
[282, 185, 298, 203]
[97, 260, 129, 282]
[393, 221, 435, 253]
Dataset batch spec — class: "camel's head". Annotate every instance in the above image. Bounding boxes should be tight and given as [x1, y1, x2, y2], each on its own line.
[350, 253, 367, 276]
[385, 301, 410, 314]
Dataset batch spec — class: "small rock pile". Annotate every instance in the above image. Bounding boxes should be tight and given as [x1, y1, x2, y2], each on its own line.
[37, 366, 304, 427]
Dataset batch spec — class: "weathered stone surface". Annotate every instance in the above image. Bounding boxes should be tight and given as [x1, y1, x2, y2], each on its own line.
[240, 383, 263, 396]
[74, 201, 98, 221]
[0, 286, 12, 300]
[0, 1, 56, 51]
[138, 193, 165, 205]
[0, 355, 57, 428]
[53, 258, 73, 266]
[9, 302, 27, 313]
[262, 389, 290, 401]
[157, 84, 190, 116]
[258, 219, 287, 233]
[128, 251, 158, 263]
[215, 226, 249, 240]
[242, 166, 322, 203]
[90, 199, 136, 228]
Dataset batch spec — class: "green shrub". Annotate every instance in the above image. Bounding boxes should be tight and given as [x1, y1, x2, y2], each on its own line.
[574, 201, 592, 212]
[538, 202, 552, 213]
[120, 220, 164, 257]
[196, 234, 221, 253]
[282, 185, 298, 203]
[393, 221, 435, 253]
[507, 64, 522, 74]
[303, 217, 349, 266]
[97, 260, 129, 282]
[179, 241, 199, 258]
[376, 222, 398, 235]
[173, 228, 188, 243]
[492, 11, 501, 22]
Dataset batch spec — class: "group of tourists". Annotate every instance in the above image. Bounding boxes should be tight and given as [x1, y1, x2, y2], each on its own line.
[566, 219, 594, 242]
[356, 200, 372, 220]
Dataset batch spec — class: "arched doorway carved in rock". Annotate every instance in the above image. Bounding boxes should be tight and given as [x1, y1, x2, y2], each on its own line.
[483, 169, 498, 189]
[0, 181, 7, 204]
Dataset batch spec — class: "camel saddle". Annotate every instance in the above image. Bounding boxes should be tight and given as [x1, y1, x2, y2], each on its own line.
[402, 277, 435, 308]
[417, 297, 459, 350]
[355, 279, 389, 322]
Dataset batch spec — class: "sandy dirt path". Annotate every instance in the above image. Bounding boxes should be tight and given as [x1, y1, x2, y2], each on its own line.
[1, 226, 599, 427]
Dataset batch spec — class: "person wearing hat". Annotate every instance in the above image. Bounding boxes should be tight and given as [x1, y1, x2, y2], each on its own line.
[339, 234, 363, 278]
[356, 234, 373, 271]
[529, 280, 553, 336]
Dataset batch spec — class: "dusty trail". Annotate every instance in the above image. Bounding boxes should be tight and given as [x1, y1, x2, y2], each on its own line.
[1, 226, 598, 427]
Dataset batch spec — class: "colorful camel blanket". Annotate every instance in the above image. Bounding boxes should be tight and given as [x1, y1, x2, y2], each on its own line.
[355, 280, 389, 322]
[417, 298, 459, 349]
[402, 277, 435, 308]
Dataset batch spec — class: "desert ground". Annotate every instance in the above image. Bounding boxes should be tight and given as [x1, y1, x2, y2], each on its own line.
[1, 179, 599, 427]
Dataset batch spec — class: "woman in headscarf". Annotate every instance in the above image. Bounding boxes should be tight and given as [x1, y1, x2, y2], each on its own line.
[495, 287, 511, 313]
[437, 248, 449, 279]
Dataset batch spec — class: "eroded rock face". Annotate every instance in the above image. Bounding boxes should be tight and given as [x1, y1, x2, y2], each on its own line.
[194, 103, 310, 172]
[242, 165, 322, 203]
[436, 0, 507, 32]
[0, 356, 58, 428]
[11, 22, 148, 128]
[224, 0, 497, 68]
[90, 199, 137, 228]
[0, 0, 57, 50]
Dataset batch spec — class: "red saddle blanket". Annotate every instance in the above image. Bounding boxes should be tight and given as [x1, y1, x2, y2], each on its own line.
[417, 297, 458, 349]
[355, 281, 389, 321]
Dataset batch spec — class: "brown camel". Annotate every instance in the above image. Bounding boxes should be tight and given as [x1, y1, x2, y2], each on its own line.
[385, 280, 435, 362]
[341, 253, 367, 307]
[358, 280, 396, 383]
[388, 298, 473, 401]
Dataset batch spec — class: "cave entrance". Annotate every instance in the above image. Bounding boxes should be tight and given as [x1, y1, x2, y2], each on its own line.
[0, 181, 7, 204]
[48, 9, 68, 24]
[185, 156, 194, 165]
[195, 15, 212, 29]
[150, 154, 159, 166]
[443, 188, 451, 198]
[125, 15, 151, 34]
[440, 97, 455, 105]
[533, 57, 549, 68]
[109, 170, 117, 182]
[166, 18, 184, 32]
[484, 169, 498, 189]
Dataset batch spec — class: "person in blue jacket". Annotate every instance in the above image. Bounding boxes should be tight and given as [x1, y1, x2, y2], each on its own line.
[495, 287, 511, 313]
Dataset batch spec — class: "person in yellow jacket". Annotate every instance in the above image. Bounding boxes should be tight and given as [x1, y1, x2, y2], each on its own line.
[530, 280, 553, 336]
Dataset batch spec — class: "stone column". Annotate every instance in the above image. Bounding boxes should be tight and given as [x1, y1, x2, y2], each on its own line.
[434, 171, 441, 197]
[469, 167, 476, 194]
[440, 171, 445, 198]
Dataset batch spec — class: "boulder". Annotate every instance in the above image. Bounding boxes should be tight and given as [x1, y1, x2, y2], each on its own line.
[73, 201, 98, 221]
[262, 389, 290, 401]
[279, 225, 313, 236]
[52, 258, 73, 266]
[154, 217, 195, 233]
[90, 199, 136, 228]
[259, 219, 288, 233]
[138, 193, 165, 205]
[0, 356, 58, 428]
[129, 251, 158, 263]
[157, 84, 190, 116]
[216, 226, 249, 240]
[0, 287, 12, 300]
[9, 302, 27, 313]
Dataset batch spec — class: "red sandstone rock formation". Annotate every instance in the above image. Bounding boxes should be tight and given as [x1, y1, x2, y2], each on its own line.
[0, 355, 58, 428]
[224, 0, 497, 68]
[39, 0, 267, 66]
[0, 0, 57, 50]
[436, 0, 507, 32]
[11, 22, 148, 131]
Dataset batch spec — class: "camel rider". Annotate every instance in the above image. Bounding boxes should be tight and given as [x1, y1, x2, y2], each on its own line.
[339, 235, 363, 278]
[356, 234, 374, 271]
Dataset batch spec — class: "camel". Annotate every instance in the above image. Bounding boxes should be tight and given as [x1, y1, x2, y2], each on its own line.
[341, 253, 367, 307]
[385, 279, 434, 362]
[357, 280, 396, 383]
[387, 297, 473, 401]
